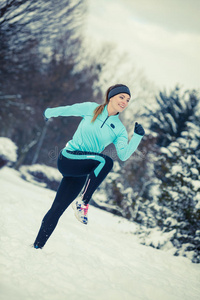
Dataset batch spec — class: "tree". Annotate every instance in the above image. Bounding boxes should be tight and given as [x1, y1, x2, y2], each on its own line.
[145, 86, 198, 147]
[0, 0, 121, 168]
[0, 0, 86, 91]
[140, 88, 200, 262]
[0, 0, 91, 168]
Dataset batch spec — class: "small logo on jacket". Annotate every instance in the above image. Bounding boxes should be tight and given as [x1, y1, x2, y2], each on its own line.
[110, 123, 115, 129]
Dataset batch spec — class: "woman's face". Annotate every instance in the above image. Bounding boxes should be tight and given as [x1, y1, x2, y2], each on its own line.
[109, 93, 130, 114]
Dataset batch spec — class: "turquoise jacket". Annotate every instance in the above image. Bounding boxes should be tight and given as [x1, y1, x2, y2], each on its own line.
[44, 102, 144, 161]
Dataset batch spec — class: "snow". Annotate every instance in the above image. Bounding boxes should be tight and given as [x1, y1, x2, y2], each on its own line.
[192, 180, 200, 192]
[0, 167, 200, 300]
[191, 168, 199, 176]
[19, 164, 62, 188]
[138, 228, 176, 250]
[0, 137, 18, 163]
[171, 165, 182, 175]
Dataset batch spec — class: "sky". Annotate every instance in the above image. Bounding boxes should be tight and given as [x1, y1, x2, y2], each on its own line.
[85, 0, 200, 90]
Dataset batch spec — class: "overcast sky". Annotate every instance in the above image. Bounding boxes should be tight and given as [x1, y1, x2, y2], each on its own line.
[85, 0, 200, 90]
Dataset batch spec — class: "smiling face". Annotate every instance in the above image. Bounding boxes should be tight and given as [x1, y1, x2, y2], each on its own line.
[107, 93, 130, 115]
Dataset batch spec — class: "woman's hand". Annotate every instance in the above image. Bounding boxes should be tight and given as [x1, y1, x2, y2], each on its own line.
[134, 122, 145, 136]
[43, 109, 49, 122]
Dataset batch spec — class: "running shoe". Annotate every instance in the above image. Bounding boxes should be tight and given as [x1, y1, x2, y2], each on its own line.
[72, 198, 89, 225]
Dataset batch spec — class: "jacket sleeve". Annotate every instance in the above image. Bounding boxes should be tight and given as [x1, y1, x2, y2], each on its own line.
[44, 102, 96, 119]
[113, 127, 144, 161]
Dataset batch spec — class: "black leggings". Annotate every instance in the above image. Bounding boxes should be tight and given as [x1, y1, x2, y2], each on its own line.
[34, 150, 113, 248]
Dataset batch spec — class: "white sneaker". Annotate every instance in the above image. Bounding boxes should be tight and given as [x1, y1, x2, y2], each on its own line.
[72, 198, 89, 225]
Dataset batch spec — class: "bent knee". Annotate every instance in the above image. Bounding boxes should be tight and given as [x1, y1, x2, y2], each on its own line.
[105, 155, 114, 171]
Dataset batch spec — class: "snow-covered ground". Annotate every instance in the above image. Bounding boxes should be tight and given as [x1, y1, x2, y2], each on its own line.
[0, 167, 200, 300]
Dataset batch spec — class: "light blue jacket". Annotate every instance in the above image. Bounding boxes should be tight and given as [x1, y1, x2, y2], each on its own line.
[44, 102, 144, 161]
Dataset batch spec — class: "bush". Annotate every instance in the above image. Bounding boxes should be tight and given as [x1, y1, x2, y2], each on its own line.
[19, 164, 62, 190]
[0, 137, 18, 168]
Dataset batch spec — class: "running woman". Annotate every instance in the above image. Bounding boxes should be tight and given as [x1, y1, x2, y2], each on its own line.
[33, 84, 145, 249]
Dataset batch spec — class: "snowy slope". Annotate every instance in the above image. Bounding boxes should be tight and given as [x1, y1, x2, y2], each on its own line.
[0, 167, 200, 300]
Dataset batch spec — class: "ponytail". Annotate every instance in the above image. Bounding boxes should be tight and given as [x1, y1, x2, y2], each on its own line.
[91, 104, 106, 123]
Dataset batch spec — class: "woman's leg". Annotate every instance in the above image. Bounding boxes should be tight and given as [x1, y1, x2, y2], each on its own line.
[59, 150, 114, 204]
[34, 175, 87, 248]
[34, 150, 113, 248]
[81, 154, 113, 204]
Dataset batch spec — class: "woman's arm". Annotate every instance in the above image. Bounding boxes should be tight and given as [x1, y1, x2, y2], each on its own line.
[113, 126, 144, 161]
[44, 102, 97, 119]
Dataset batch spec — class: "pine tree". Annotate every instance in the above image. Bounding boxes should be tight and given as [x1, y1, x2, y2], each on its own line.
[146, 86, 198, 147]
[148, 88, 200, 262]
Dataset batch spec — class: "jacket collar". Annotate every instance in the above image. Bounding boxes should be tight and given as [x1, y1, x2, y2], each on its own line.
[104, 105, 119, 117]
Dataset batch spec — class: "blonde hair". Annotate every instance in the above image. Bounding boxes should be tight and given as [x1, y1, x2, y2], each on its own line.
[91, 84, 127, 123]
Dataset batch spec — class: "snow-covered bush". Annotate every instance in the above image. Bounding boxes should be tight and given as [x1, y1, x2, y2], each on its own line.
[145, 87, 199, 147]
[19, 164, 62, 190]
[153, 123, 200, 263]
[138, 88, 200, 263]
[0, 137, 18, 168]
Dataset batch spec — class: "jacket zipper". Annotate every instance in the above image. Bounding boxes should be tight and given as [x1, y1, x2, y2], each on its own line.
[101, 116, 109, 128]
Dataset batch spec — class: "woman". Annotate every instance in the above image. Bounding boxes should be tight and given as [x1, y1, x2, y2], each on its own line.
[33, 84, 145, 249]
